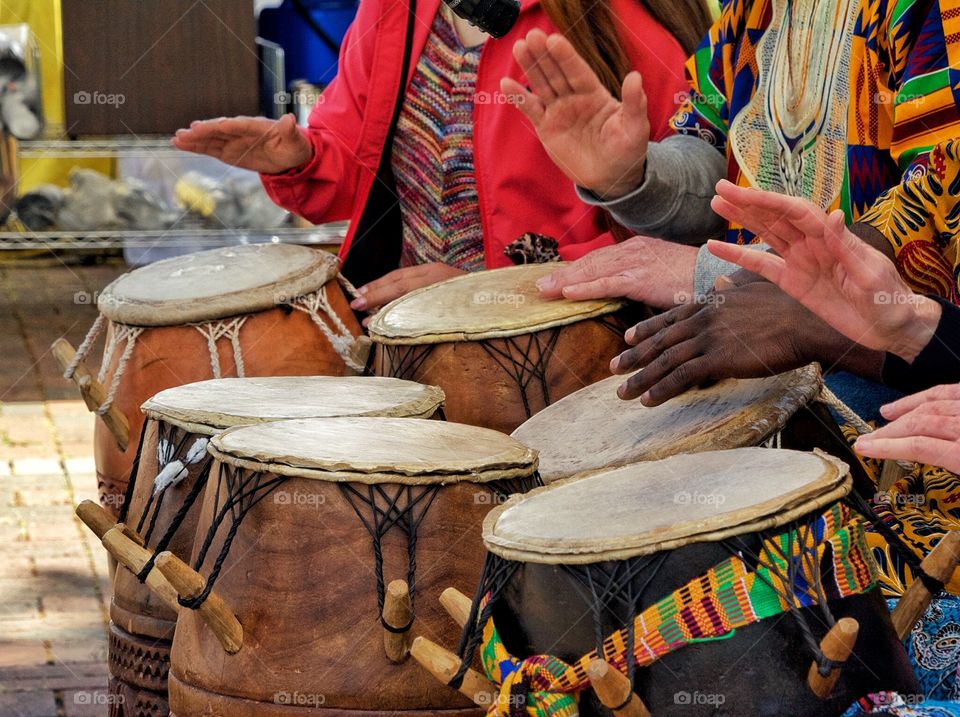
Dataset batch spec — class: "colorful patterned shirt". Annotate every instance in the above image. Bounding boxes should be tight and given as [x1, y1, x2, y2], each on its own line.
[860, 139, 960, 303]
[671, 0, 960, 248]
[392, 12, 485, 272]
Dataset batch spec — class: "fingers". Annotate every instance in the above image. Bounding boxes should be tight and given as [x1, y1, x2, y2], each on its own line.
[620, 71, 649, 138]
[623, 302, 701, 346]
[351, 266, 426, 311]
[513, 32, 559, 101]
[525, 30, 573, 97]
[560, 276, 634, 301]
[881, 384, 960, 420]
[544, 33, 606, 96]
[864, 411, 960, 443]
[618, 354, 711, 406]
[500, 77, 545, 125]
[612, 311, 700, 374]
[706, 240, 785, 285]
[855, 434, 960, 474]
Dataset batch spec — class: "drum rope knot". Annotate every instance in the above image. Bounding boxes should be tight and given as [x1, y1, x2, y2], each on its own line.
[455, 504, 877, 716]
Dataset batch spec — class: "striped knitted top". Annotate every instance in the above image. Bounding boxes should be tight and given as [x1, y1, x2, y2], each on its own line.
[392, 12, 485, 272]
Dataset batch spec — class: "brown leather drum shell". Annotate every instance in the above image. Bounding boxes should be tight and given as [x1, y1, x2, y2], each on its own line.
[374, 316, 627, 434]
[493, 524, 918, 716]
[168, 468, 501, 715]
[94, 281, 361, 517]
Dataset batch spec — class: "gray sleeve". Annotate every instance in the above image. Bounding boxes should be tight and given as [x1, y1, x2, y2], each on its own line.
[693, 242, 771, 299]
[575, 134, 727, 245]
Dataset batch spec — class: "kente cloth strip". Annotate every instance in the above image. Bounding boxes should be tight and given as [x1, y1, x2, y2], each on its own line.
[475, 503, 877, 717]
[672, 0, 960, 245]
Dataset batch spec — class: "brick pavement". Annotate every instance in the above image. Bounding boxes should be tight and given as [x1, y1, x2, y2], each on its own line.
[1, 256, 127, 717]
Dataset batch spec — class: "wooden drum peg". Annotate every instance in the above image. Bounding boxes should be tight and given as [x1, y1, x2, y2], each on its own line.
[101, 527, 180, 613]
[587, 659, 652, 717]
[154, 551, 243, 654]
[439, 587, 473, 628]
[383, 579, 413, 663]
[410, 636, 498, 707]
[807, 618, 859, 699]
[51, 338, 130, 451]
[76, 499, 117, 539]
[892, 531, 960, 640]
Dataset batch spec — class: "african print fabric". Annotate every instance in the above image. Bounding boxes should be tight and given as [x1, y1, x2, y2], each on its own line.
[473, 504, 876, 716]
[836, 422, 960, 597]
[671, 0, 960, 244]
[393, 12, 485, 272]
[859, 139, 960, 303]
[888, 595, 960, 702]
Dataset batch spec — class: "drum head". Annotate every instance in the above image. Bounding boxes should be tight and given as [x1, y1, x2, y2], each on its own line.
[512, 365, 822, 483]
[141, 377, 445, 435]
[483, 448, 850, 564]
[98, 243, 338, 326]
[367, 264, 625, 344]
[210, 416, 538, 484]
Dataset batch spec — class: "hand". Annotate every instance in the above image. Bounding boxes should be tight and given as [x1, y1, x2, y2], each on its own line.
[535, 236, 698, 309]
[708, 180, 942, 362]
[609, 282, 816, 406]
[171, 114, 313, 174]
[854, 384, 960, 473]
[351, 263, 465, 323]
[501, 30, 650, 199]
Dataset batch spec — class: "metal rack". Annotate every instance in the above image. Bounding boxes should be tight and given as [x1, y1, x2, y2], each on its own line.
[0, 224, 348, 250]
[5, 133, 344, 250]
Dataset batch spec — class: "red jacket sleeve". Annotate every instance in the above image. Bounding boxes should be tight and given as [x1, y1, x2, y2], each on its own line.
[260, 0, 381, 223]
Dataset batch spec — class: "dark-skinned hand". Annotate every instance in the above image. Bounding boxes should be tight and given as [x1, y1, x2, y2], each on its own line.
[610, 282, 819, 406]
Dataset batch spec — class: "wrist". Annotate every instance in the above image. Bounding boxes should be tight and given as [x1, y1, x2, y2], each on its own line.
[593, 160, 647, 201]
[889, 295, 942, 363]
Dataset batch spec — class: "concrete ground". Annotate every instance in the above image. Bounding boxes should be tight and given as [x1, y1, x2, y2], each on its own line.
[0, 255, 128, 717]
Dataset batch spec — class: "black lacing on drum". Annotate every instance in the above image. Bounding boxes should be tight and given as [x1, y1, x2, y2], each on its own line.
[843, 491, 946, 597]
[116, 421, 149, 524]
[487, 472, 543, 502]
[380, 345, 435, 382]
[478, 332, 560, 418]
[337, 483, 442, 631]
[179, 463, 290, 609]
[452, 552, 521, 689]
[597, 315, 628, 339]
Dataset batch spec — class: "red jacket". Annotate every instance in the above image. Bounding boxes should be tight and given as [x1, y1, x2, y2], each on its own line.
[261, 0, 688, 285]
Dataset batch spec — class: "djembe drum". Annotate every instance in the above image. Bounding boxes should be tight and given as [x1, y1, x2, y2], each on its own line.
[431, 448, 917, 716]
[162, 417, 540, 715]
[368, 264, 632, 433]
[92, 376, 444, 717]
[57, 243, 367, 517]
[512, 364, 867, 486]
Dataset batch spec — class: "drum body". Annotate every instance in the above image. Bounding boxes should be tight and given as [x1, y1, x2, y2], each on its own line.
[370, 264, 630, 434]
[79, 244, 365, 516]
[464, 449, 918, 717]
[167, 417, 539, 715]
[512, 365, 870, 489]
[108, 378, 444, 717]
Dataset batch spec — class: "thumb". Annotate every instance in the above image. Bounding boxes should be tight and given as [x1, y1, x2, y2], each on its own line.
[621, 72, 649, 139]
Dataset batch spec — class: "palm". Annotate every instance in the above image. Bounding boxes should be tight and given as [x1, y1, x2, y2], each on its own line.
[536, 93, 646, 193]
[172, 115, 311, 174]
[504, 31, 649, 198]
